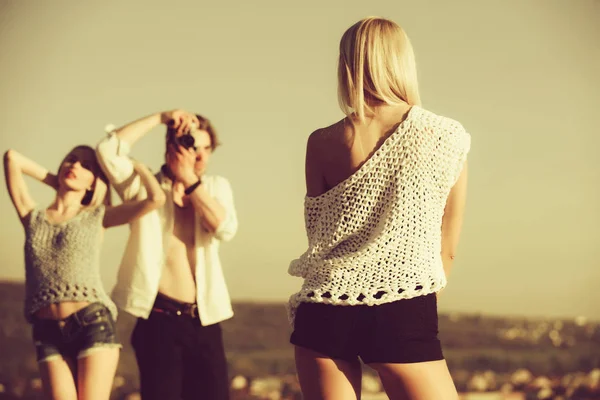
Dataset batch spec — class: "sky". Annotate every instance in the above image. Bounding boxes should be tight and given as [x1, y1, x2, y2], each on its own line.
[0, 0, 598, 320]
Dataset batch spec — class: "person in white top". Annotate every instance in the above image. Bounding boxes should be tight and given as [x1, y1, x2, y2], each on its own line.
[95, 110, 238, 400]
[288, 17, 470, 400]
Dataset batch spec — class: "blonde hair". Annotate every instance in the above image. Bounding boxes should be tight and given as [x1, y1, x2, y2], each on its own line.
[86, 169, 111, 208]
[338, 17, 421, 121]
[58, 145, 112, 209]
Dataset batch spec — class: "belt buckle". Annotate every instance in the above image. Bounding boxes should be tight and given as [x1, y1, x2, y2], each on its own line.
[189, 304, 198, 318]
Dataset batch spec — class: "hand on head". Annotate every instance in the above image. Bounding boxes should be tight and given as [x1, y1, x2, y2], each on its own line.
[161, 110, 200, 136]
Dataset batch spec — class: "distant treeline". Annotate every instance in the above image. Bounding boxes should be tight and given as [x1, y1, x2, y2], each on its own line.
[1, 281, 599, 382]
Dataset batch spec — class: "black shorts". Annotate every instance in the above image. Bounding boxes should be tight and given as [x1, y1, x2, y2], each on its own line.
[290, 293, 443, 364]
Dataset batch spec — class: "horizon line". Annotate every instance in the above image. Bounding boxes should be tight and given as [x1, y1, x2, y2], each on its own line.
[0, 279, 597, 323]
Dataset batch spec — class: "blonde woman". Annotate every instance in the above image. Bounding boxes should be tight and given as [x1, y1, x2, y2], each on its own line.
[3, 145, 165, 400]
[288, 17, 471, 400]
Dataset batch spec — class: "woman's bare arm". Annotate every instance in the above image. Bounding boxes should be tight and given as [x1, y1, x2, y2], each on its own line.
[102, 161, 166, 228]
[440, 160, 469, 278]
[3, 150, 58, 221]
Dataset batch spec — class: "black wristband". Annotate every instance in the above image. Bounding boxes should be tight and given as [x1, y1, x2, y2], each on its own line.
[184, 180, 202, 195]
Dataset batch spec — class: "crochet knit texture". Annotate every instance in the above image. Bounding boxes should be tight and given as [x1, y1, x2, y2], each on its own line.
[24, 205, 117, 322]
[288, 106, 471, 323]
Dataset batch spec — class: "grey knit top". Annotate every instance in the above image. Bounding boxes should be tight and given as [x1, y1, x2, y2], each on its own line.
[23, 205, 117, 323]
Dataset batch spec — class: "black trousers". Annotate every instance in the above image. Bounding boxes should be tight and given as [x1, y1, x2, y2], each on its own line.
[131, 298, 229, 400]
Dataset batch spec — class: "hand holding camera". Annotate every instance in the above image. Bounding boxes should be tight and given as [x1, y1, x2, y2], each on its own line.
[166, 141, 197, 184]
[160, 110, 200, 183]
[161, 109, 200, 139]
[174, 130, 197, 151]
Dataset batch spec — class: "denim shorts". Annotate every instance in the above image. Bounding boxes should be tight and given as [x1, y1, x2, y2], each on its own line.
[31, 302, 121, 363]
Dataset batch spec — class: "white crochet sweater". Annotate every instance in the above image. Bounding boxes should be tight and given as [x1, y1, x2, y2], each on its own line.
[288, 106, 471, 323]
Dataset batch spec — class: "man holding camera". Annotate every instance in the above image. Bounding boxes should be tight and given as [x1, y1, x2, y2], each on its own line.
[96, 110, 238, 400]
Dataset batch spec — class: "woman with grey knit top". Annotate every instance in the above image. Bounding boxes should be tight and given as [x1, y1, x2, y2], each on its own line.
[3, 145, 165, 400]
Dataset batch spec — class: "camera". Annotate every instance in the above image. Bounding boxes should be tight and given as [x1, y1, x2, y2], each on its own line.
[175, 133, 196, 150]
[167, 120, 197, 150]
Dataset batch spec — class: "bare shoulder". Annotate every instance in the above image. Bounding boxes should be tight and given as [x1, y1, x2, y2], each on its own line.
[307, 118, 346, 152]
[304, 119, 346, 196]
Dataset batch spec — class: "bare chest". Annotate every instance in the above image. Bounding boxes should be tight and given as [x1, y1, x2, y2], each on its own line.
[171, 205, 195, 246]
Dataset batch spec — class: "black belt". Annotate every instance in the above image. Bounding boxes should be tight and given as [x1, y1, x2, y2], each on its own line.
[152, 293, 198, 318]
